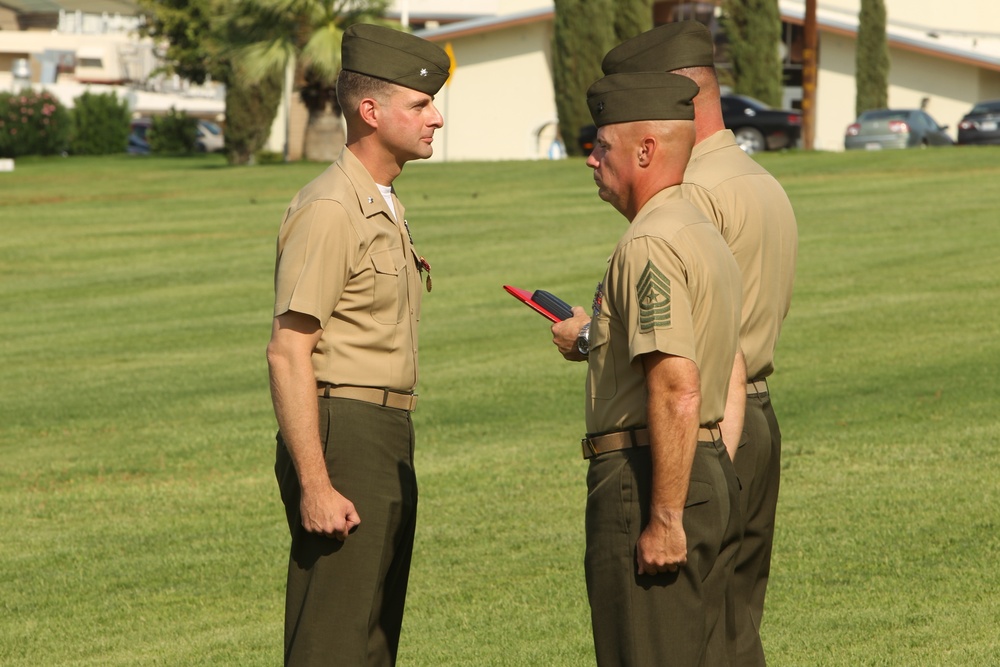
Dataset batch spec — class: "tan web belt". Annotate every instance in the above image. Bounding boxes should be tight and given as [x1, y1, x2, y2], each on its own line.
[747, 379, 769, 396]
[317, 384, 418, 412]
[581, 425, 721, 460]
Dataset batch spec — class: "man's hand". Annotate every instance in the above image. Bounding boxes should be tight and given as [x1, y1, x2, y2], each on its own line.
[551, 307, 592, 361]
[300, 484, 361, 541]
[636, 512, 687, 575]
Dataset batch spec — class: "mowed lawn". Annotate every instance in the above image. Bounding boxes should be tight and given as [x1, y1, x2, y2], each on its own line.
[1, 145, 998, 666]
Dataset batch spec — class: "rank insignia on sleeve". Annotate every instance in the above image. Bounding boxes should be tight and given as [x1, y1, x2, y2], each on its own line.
[637, 261, 671, 332]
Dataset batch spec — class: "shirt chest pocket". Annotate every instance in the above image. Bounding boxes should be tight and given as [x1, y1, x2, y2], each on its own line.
[369, 247, 408, 325]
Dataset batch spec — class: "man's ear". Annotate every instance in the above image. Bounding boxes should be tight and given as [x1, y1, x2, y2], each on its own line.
[358, 98, 379, 129]
[637, 135, 657, 167]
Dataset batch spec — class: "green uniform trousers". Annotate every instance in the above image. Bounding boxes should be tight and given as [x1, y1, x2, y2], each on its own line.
[732, 383, 782, 667]
[585, 437, 741, 667]
[275, 398, 417, 667]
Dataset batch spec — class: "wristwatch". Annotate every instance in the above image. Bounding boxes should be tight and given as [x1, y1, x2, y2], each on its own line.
[576, 322, 592, 357]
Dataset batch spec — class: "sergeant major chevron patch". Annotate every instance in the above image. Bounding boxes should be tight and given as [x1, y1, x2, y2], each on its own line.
[637, 261, 671, 332]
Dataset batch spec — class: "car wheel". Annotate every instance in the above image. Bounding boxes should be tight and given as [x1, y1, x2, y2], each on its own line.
[733, 127, 766, 155]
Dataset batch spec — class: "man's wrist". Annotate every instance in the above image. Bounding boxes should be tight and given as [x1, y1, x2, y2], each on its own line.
[576, 321, 592, 357]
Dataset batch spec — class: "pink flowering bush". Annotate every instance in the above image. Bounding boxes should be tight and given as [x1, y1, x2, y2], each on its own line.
[0, 88, 71, 158]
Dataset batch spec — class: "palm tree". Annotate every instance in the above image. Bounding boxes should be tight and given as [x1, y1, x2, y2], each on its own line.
[232, 0, 391, 161]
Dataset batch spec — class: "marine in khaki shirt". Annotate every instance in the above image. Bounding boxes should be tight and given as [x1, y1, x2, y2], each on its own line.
[266, 24, 449, 667]
[681, 130, 797, 384]
[585, 185, 740, 435]
[552, 72, 743, 667]
[274, 147, 422, 392]
[600, 21, 800, 667]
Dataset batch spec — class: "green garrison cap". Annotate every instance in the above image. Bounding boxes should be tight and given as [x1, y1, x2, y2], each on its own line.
[602, 21, 714, 74]
[341, 24, 450, 96]
[587, 72, 698, 127]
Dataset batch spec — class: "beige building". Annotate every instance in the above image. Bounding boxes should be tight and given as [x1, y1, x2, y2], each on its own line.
[404, 0, 1000, 158]
[0, 0, 224, 118]
[419, 8, 560, 162]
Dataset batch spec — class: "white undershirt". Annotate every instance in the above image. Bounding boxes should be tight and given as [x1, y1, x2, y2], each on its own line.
[376, 183, 396, 220]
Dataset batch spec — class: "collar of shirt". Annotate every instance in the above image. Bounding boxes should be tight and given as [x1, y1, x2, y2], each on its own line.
[338, 148, 398, 223]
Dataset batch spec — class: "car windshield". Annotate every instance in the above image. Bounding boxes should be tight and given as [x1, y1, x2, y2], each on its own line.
[970, 101, 1000, 114]
[859, 110, 910, 121]
[729, 94, 772, 110]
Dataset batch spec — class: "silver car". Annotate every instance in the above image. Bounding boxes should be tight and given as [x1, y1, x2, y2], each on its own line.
[844, 109, 953, 150]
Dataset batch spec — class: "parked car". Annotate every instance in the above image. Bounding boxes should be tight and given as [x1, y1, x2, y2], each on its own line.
[127, 118, 152, 154]
[844, 109, 953, 150]
[956, 99, 1000, 145]
[195, 119, 224, 152]
[577, 124, 597, 156]
[127, 117, 225, 154]
[575, 93, 800, 157]
[720, 94, 801, 154]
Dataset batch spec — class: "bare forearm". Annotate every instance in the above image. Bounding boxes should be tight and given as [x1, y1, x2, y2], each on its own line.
[648, 388, 699, 523]
[268, 353, 329, 491]
[643, 353, 701, 523]
[266, 314, 329, 492]
[636, 353, 701, 574]
[720, 349, 746, 461]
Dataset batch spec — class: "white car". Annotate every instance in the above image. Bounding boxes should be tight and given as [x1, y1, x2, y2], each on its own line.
[195, 120, 224, 153]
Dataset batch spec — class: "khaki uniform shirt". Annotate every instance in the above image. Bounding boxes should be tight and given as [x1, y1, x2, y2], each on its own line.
[680, 130, 798, 381]
[586, 186, 741, 434]
[273, 149, 422, 391]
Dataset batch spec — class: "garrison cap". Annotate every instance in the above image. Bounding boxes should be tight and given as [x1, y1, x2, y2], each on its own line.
[602, 20, 715, 74]
[341, 23, 450, 96]
[587, 72, 698, 127]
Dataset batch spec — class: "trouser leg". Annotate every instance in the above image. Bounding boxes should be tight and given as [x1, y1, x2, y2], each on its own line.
[275, 399, 417, 667]
[732, 392, 781, 667]
[585, 442, 733, 667]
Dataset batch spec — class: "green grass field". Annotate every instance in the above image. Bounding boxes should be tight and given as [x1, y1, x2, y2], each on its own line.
[1, 146, 998, 666]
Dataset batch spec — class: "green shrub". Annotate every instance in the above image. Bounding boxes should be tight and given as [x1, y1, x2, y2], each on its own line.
[0, 88, 71, 157]
[70, 91, 131, 155]
[254, 150, 284, 165]
[149, 108, 198, 154]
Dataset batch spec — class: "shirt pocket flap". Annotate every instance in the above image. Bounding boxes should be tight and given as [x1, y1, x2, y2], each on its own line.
[371, 248, 402, 275]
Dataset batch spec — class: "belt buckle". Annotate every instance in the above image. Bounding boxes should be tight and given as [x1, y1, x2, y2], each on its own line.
[581, 437, 597, 459]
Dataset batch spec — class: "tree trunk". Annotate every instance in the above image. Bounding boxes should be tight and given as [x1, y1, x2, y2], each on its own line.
[302, 101, 345, 162]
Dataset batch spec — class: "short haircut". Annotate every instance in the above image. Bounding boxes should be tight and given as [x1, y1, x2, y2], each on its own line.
[671, 66, 720, 95]
[336, 69, 395, 116]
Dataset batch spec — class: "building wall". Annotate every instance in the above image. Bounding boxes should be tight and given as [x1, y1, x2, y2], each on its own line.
[425, 19, 560, 162]
[814, 31, 857, 150]
[819, 0, 1000, 34]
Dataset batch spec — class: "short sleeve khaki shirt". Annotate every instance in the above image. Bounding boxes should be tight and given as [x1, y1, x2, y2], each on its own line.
[680, 130, 798, 381]
[273, 149, 423, 391]
[585, 186, 741, 434]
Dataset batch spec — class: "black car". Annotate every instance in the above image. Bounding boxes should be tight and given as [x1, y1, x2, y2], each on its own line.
[577, 123, 598, 156]
[720, 94, 801, 154]
[957, 99, 1000, 145]
[577, 94, 801, 157]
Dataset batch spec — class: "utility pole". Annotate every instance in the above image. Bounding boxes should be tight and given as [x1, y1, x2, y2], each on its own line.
[802, 0, 818, 149]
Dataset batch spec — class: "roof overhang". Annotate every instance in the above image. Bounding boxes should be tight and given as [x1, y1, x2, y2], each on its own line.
[416, 7, 554, 42]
